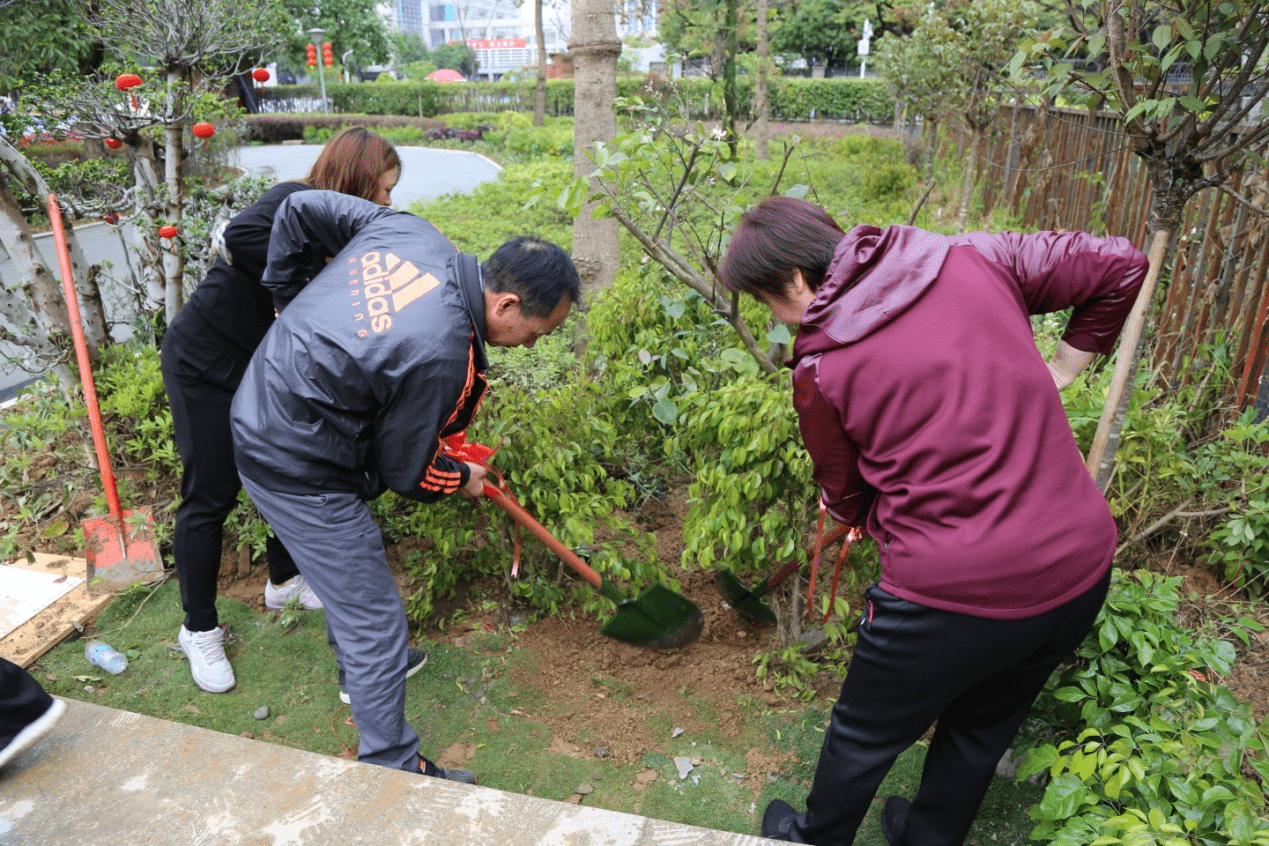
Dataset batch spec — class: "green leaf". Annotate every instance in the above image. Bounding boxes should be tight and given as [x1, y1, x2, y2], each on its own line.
[1039, 773, 1091, 818]
[1054, 685, 1086, 703]
[652, 399, 678, 426]
[766, 323, 793, 345]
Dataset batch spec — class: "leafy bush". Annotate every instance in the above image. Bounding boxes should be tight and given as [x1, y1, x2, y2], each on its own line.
[5, 144, 130, 215]
[501, 123, 574, 159]
[93, 343, 176, 478]
[383, 369, 662, 625]
[242, 113, 445, 144]
[259, 77, 896, 124]
[1017, 569, 1269, 845]
[767, 77, 895, 123]
[411, 160, 575, 252]
[1200, 412, 1269, 597]
[861, 162, 916, 203]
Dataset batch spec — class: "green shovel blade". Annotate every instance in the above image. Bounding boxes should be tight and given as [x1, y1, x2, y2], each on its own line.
[598, 583, 704, 649]
[713, 571, 778, 624]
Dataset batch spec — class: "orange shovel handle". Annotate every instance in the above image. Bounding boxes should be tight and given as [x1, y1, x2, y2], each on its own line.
[47, 195, 123, 524]
[482, 482, 604, 593]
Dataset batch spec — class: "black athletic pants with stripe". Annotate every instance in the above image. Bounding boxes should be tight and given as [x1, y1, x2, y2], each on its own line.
[776, 566, 1112, 846]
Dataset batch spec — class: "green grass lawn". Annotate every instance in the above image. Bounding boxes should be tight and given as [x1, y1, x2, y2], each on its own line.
[32, 578, 1044, 843]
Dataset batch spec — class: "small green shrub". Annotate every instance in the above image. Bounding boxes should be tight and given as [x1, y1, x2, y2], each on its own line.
[502, 123, 573, 159]
[411, 160, 575, 252]
[861, 162, 916, 203]
[1017, 569, 1269, 845]
[1201, 410, 1269, 597]
[93, 342, 176, 478]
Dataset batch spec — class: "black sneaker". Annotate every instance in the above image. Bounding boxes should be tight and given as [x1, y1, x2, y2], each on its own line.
[339, 647, 428, 705]
[419, 754, 477, 784]
[0, 697, 66, 769]
[881, 795, 910, 846]
[761, 798, 797, 840]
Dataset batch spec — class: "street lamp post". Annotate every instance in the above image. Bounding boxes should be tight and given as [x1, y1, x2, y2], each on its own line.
[308, 27, 329, 114]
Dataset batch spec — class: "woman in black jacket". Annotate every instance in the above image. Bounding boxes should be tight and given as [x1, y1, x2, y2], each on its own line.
[161, 128, 409, 694]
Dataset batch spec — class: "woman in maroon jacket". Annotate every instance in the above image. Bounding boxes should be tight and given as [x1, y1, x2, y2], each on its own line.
[721, 196, 1148, 846]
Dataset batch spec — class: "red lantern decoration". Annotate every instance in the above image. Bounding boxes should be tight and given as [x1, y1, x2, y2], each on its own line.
[252, 68, 270, 83]
[306, 44, 317, 67]
[104, 137, 123, 149]
[192, 122, 215, 139]
[158, 225, 179, 239]
[115, 73, 143, 91]
[322, 41, 334, 66]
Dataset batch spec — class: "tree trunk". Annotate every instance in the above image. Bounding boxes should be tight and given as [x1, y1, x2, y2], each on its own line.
[924, 118, 938, 183]
[534, 0, 547, 127]
[569, 0, 622, 302]
[129, 138, 167, 316]
[0, 184, 71, 341]
[722, 0, 739, 152]
[954, 126, 979, 233]
[0, 138, 109, 354]
[754, 0, 770, 161]
[1086, 227, 1173, 490]
[0, 183, 76, 369]
[163, 75, 187, 323]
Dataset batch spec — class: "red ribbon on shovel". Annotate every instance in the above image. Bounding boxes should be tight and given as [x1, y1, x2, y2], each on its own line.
[808, 503, 863, 623]
[438, 432, 525, 576]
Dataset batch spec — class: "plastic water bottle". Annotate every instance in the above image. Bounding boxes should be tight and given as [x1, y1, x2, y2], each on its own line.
[84, 641, 127, 674]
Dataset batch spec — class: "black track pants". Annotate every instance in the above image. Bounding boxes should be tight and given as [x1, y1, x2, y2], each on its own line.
[779, 567, 1111, 846]
[161, 314, 299, 632]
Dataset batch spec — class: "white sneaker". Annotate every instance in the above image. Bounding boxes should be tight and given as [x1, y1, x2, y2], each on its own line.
[265, 576, 324, 611]
[178, 625, 236, 693]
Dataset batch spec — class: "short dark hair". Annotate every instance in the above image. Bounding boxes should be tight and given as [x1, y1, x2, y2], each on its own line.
[720, 196, 845, 299]
[306, 127, 400, 202]
[482, 237, 581, 317]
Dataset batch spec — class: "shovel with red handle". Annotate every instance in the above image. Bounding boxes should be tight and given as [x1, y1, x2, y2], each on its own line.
[713, 523, 852, 624]
[481, 482, 703, 649]
[440, 434, 702, 649]
[47, 195, 163, 592]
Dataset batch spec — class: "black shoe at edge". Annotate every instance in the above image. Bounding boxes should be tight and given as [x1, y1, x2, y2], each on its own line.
[761, 798, 797, 840]
[881, 795, 911, 846]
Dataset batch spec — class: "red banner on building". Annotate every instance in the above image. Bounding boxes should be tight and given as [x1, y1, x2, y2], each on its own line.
[467, 38, 527, 49]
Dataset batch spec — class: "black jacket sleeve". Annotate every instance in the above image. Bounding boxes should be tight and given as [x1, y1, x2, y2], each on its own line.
[220, 182, 310, 282]
[374, 350, 474, 503]
[262, 191, 398, 311]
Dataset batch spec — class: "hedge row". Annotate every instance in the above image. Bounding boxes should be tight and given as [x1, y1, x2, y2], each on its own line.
[256, 76, 897, 124]
[240, 113, 447, 143]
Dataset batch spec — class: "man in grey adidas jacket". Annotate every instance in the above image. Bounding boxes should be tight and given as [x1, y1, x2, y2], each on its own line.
[231, 191, 579, 781]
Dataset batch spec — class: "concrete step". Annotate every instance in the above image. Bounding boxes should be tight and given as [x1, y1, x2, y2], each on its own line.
[0, 698, 768, 845]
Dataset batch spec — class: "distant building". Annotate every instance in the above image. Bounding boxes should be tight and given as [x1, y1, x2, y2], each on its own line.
[394, 0, 427, 36]
[384, 0, 658, 80]
[617, 0, 657, 38]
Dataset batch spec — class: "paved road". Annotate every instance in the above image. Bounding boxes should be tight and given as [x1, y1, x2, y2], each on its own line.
[231, 144, 503, 210]
[0, 145, 503, 402]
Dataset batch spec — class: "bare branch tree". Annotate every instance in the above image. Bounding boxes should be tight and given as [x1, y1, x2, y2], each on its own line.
[83, 0, 284, 322]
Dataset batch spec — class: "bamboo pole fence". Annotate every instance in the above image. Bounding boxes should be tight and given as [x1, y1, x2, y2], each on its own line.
[939, 103, 1269, 415]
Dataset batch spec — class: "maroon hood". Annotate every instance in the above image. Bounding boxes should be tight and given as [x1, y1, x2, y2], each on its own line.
[793, 224, 950, 359]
